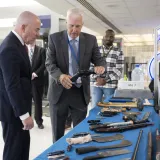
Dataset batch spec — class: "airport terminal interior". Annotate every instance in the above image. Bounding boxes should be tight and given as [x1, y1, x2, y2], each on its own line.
[0, 0, 160, 160]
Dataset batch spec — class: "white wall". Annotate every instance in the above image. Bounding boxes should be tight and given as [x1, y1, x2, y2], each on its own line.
[50, 12, 59, 34]
[0, 27, 13, 40]
[123, 45, 154, 63]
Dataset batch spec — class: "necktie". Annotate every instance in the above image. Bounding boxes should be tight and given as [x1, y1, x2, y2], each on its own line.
[29, 48, 34, 65]
[70, 39, 79, 75]
[70, 39, 81, 87]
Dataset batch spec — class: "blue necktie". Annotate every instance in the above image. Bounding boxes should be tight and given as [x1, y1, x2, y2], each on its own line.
[70, 39, 81, 87]
[70, 39, 79, 75]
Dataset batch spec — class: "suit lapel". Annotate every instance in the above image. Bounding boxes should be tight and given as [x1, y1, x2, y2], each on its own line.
[79, 33, 85, 68]
[61, 31, 69, 71]
[9, 32, 32, 77]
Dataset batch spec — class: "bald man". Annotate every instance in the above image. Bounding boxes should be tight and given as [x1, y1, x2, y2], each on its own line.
[0, 11, 41, 160]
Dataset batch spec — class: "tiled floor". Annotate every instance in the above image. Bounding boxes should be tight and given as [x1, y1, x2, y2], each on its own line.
[0, 103, 92, 160]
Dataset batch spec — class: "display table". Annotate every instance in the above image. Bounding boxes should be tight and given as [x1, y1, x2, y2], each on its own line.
[34, 101, 160, 160]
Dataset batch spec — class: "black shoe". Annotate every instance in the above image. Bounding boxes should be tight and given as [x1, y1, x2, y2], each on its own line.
[38, 124, 44, 129]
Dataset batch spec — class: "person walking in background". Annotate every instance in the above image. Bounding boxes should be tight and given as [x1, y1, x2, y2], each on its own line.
[90, 29, 124, 108]
[46, 8, 106, 143]
[28, 41, 46, 129]
[0, 11, 41, 160]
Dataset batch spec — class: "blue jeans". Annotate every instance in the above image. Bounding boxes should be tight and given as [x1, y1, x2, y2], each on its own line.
[90, 86, 115, 109]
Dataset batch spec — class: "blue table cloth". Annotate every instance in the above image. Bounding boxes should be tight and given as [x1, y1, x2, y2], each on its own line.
[34, 102, 160, 160]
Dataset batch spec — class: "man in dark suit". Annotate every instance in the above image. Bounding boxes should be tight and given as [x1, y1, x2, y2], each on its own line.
[28, 42, 46, 129]
[0, 11, 41, 160]
[46, 8, 106, 142]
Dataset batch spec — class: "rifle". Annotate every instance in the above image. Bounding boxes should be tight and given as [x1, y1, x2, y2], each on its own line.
[94, 123, 153, 133]
[90, 121, 133, 131]
[132, 130, 143, 160]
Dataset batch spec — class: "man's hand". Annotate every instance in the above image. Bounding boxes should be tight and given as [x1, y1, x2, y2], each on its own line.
[94, 66, 105, 74]
[22, 116, 34, 130]
[59, 74, 72, 89]
[96, 77, 106, 86]
[32, 72, 38, 80]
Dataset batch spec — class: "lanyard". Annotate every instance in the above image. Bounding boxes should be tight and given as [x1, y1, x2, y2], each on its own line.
[68, 39, 80, 66]
[102, 45, 113, 57]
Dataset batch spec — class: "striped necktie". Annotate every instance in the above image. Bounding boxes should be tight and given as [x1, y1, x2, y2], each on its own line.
[70, 39, 81, 87]
[29, 48, 34, 65]
[70, 39, 79, 75]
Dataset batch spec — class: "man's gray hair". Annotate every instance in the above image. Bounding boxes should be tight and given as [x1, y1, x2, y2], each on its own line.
[66, 8, 84, 22]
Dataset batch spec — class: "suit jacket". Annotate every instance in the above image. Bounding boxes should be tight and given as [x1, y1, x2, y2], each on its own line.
[31, 45, 46, 86]
[0, 32, 32, 123]
[46, 30, 106, 105]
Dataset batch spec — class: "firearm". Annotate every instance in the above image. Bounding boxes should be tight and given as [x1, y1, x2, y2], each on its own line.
[132, 130, 143, 160]
[94, 123, 153, 133]
[147, 132, 152, 160]
[134, 112, 150, 124]
[90, 121, 133, 131]
[123, 114, 137, 122]
[71, 69, 106, 82]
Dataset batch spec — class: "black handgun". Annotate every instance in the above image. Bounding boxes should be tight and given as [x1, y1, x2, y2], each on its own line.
[71, 69, 106, 82]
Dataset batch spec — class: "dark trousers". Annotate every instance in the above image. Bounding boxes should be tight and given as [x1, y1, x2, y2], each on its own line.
[1, 121, 30, 160]
[49, 86, 88, 143]
[32, 84, 43, 125]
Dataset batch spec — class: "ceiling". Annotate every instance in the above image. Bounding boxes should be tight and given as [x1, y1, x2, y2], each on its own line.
[34, 0, 160, 45]
[0, 0, 100, 38]
[35, 0, 160, 35]
[0, 0, 159, 45]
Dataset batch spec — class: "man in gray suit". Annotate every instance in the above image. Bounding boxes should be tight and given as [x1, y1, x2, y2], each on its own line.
[46, 8, 106, 142]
